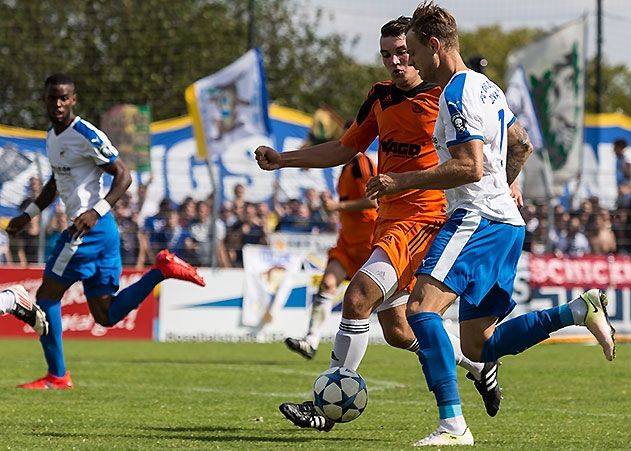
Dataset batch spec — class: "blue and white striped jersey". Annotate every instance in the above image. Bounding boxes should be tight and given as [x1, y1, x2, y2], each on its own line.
[46, 116, 119, 221]
[433, 70, 524, 226]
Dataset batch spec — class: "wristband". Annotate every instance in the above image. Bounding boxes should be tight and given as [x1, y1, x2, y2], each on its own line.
[92, 199, 111, 217]
[24, 202, 41, 219]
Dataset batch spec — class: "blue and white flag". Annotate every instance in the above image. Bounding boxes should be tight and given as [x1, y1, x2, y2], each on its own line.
[185, 48, 271, 159]
[505, 66, 544, 151]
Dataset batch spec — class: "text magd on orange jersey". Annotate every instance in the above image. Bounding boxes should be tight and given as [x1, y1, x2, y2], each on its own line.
[340, 80, 447, 222]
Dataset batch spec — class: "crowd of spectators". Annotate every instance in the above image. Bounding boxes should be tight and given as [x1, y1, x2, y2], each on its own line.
[4, 141, 631, 268]
[522, 197, 622, 256]
[1, 180, 340, 268]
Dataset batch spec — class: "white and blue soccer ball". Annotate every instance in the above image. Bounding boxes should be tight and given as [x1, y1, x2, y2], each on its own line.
[312, 366, 368, 423]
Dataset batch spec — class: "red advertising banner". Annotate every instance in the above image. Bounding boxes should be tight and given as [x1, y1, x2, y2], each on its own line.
[0, 267, 156, 339]
[529, 255, 631, 288]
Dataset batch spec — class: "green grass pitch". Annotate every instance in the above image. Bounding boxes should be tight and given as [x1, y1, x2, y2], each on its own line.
[0, 340, 628, 450]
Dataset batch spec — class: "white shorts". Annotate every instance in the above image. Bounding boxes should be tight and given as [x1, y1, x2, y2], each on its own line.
[359, 247, 409, 312]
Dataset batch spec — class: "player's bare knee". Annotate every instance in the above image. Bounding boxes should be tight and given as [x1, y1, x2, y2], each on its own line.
[36, 279, 67, 301]
[87, 295, 114, 327]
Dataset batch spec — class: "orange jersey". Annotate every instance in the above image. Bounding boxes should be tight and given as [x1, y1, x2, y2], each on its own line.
[340, 80, 447, 222]
[337, 153, 378, 246]
[328, 153, 378, 278]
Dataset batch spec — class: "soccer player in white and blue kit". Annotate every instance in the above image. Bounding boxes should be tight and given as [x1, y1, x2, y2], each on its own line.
[6, 74, 205, 389]
[366, 2, 616, 446]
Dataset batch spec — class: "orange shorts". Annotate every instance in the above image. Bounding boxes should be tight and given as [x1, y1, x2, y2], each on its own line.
[372, 217, 444, 292]
[328, 235, 374, 279]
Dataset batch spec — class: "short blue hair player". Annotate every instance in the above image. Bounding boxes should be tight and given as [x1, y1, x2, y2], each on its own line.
[366, 2, 615, 446]
[6, 73, 205, 389]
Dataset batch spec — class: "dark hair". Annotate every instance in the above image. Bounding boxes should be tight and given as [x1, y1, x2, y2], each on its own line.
[614, 138, 628, 149]
[408, 1, 459, 50]
[44, 73, 75, 88]
[381, 16, 411, 38]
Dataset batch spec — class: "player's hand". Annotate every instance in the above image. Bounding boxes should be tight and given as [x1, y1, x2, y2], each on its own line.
[366, 173, 400, 199]
[509, 181, 523, 208]
[254, 146, 281, 170]
[5, 214, 31, 236]
[324, 199, 339, 212]
[69, 209, 100, 240]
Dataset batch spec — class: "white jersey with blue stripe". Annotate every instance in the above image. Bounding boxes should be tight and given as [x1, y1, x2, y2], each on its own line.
[433, 70, 524, 226]
[46, 116, 119, 221]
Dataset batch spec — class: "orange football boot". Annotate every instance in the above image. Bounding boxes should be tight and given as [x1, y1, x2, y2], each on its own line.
[152, 249, 205, 286]
[17, 372, 74, 390]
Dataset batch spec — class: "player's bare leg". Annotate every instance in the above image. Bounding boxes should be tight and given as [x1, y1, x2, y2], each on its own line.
[285, 259, 346, 360]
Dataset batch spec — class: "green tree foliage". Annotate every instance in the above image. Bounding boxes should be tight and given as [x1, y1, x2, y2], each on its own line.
[585, 59, 631, 115]
[459, 25, 631, 116]
[0, 0, 250, 128]
[0, 2, 629, 130]
[255, 1, 385, 121]
[0, 0, 383, 129]
[458, 25, 544, 90]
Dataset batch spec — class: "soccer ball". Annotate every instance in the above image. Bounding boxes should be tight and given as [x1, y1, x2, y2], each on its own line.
[312, 366, 368, 423]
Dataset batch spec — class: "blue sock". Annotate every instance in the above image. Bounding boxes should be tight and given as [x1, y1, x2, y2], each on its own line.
[438, 403, 463, 420]
[38, 299, 66, 377]
[108, 269, 163, 325]
[558, 303, 574, 326]
[481, 305, 568, 362]
[408, 312, 461, 412]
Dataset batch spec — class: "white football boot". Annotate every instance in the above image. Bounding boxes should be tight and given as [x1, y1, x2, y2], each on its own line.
[413, 427, 474, 447]
[6, 285, 49, 336]
[579, 289, 616, 361]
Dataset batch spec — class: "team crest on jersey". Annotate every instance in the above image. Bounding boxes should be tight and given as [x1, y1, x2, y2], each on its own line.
[411, 102, 424, 113]
[450, 112, 467, 135]
[98, 144, 114, 157]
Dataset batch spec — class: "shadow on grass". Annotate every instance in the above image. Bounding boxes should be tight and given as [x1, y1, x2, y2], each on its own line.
[35, 426, 385, 444]
[111, 359, 288, 366]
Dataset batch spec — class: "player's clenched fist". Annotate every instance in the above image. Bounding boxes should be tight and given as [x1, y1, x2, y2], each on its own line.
[366, 173, 400, 200]
[254, 146, 282, 170]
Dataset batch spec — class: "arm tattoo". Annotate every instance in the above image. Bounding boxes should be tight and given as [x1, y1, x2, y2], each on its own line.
[506, 121, 533, 185]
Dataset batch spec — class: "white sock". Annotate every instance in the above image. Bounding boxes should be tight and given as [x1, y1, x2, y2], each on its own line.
[0, 290, 17, 315]
[439, 416, 467, 435]
[447, 330, 484, 380]
[569, 296, 588, 325]
[305, 292, 334, 349]
[330, 317, 370, 371]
